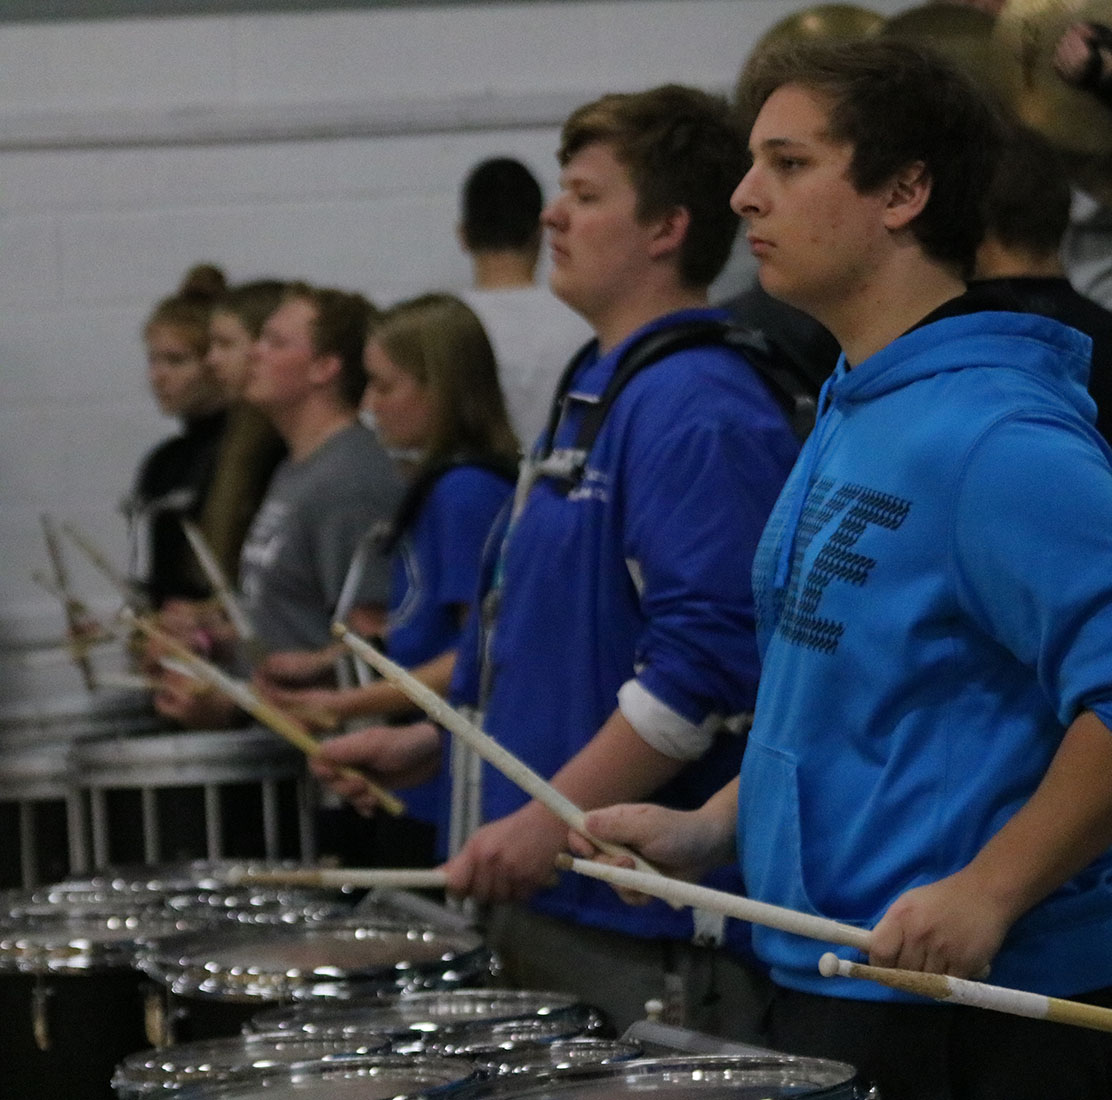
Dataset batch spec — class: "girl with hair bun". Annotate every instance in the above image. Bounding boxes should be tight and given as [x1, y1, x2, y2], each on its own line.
[126, 264, 231, 608]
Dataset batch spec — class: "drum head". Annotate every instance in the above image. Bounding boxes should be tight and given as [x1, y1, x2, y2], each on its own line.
[170, 1054, 478, 1099]
[249, 989, 601, 1037]
[478, 1038, 644, 1077]
[112, 1034, 391, 1096]
[140, 919, 490, 1001]
[450, 1056, 862, 1100]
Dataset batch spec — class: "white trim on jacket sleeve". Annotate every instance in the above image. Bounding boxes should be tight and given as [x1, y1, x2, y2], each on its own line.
[617, 678, 718, 760]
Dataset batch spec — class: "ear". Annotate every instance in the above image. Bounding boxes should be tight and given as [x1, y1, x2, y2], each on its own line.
[646, 205, 692, 261]
[308, 351, 343, 389]
[882, 161, 931, 232]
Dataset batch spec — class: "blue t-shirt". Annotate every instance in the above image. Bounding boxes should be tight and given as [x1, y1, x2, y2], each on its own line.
[387, 464, 513, 835]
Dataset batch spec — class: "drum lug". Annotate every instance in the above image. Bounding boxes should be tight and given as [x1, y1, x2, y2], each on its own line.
[31, 976, 52, 1052]
[144, 984, 177, 1048]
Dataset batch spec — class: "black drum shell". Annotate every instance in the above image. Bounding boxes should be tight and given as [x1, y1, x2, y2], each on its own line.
[0, 902, 205, 1100]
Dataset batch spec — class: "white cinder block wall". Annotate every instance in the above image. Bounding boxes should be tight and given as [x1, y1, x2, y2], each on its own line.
[0, 0, 902, 700]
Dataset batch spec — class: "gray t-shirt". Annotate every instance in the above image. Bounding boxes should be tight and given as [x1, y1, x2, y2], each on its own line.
[239, 421, 403, 652]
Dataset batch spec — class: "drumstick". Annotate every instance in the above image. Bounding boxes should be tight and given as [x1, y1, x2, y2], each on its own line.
[40, 513, 98, 692]
[60, 519, 149, 611]
[227, 866, 448, 891]
[122, 609, 405, 816]
[556, 854, 872, 952]
[819, 953, 1112, 1034]
[180, 519, 259, 649]
[333, 622, 660, 877]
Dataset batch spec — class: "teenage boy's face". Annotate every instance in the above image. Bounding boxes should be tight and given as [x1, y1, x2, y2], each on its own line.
[541, 141, 661, 324]
[731, 84, 892, 320]
[244, 296, 318, 412]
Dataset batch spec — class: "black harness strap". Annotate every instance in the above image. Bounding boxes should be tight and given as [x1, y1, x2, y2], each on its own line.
[535, 319, 817, 494]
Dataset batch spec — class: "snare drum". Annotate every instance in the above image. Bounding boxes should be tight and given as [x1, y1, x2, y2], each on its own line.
[477, 1037, 644, 1078]
[0, 893, 204, 1100]
[170, 1054, 479, 1099]
[138, 918, 493, 1045]
[72, 729, 316, 868]
[248, 989, 608, 1049]
[112, 1033, 391, 1098]
[445, 1055, 869, 1100]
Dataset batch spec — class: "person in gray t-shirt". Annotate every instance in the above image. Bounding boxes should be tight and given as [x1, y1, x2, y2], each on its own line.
[153, 282, 402, 726]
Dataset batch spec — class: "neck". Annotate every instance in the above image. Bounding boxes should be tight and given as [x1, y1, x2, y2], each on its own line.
[816, 254, 966, 367]
[471, 249, 538, 290]
[974, 238, 1065, 280]
[269, 397, 356, 462]
[591, 285, 708, 356]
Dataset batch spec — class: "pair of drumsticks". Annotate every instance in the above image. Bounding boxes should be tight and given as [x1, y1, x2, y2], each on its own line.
[57, 519, 1112, 1035]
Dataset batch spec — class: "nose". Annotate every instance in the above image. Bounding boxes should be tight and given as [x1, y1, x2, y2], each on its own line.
[541, 194, 565, 230]
[730, 164, 762, 219]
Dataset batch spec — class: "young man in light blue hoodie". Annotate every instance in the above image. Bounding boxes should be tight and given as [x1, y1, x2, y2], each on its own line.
[580, 38, 1112, 1099]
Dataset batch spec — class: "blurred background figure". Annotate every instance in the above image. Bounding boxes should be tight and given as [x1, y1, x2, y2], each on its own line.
[125, 263, 230, 609]
[973, 119, 1112, 442]
[197, 279, 290, 585]
[268, 292, 519, 867]
[458, 156, 591, 449]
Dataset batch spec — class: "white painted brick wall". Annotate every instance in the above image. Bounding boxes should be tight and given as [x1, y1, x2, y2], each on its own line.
[0, 0, 903, 700]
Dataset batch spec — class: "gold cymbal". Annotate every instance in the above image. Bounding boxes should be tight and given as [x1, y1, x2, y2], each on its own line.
[883, 4, 1005, 96]
[992, 0, 1112, 152]
[754, 3, 887, 52]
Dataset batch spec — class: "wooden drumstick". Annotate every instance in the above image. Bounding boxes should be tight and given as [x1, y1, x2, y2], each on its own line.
[556, 854, 872, 952]
[227, 866, 448, 891]
[180, 519, 260, 652]
[333, 622, 662, 878]
[123, 609, 405, 816]
[819, 953, 1112, 1034]
[40, 513, 98, 692]
[60, 519, 149, 610]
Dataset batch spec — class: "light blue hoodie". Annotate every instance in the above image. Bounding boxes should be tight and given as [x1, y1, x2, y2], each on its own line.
[741, 306, 1112, 999]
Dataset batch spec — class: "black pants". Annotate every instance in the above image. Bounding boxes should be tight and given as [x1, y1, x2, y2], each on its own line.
[765, 984, 1112, 1100]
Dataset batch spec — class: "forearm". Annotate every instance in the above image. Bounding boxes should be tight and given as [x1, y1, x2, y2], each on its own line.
[871, 710, 1112, 974]
[544, 707, 687, 814]
[964, 709, 1112, 922]
[333, 650, 457, 720]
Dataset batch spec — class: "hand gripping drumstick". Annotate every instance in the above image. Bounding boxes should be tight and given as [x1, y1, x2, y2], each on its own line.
[556, 854, 872, 952]
[122, 609, 405, 816]
[333, 621, 662, 877]
[228, 865, 448, 891]
[819, 953, 1112, 1034]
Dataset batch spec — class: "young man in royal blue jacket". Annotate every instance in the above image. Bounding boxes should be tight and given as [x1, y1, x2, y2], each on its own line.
[316, 84, 800, 1035]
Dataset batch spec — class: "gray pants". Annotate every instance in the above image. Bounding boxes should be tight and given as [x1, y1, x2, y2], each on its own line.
[484, 904, 771, 1041]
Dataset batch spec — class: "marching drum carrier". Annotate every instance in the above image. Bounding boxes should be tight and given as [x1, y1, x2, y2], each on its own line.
[71, 727, 316, 868]
[0, 689, 162, 888]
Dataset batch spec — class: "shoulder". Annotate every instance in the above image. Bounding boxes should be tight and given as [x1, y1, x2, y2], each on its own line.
[426, 463, 515, 512]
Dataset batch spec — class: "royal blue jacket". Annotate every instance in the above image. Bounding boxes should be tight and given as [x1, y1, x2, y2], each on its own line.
[454, 308, 800, 944]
